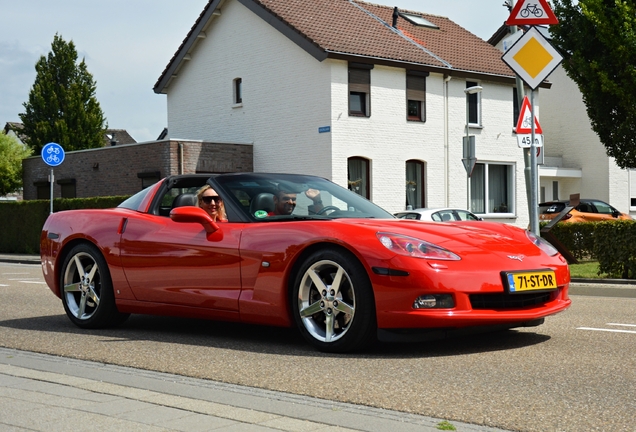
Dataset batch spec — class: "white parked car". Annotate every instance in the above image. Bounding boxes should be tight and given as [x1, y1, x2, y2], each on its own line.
[394, 208, 482, 222]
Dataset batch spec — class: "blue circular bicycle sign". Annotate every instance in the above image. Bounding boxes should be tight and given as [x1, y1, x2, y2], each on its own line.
[41, 142, 65, 167]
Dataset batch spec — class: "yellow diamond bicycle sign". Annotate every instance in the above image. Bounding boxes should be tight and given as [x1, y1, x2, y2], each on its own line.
[502, 26, 562, 90]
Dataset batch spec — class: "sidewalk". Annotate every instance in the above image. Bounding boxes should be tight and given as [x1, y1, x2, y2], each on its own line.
[0, 347, 507, 432]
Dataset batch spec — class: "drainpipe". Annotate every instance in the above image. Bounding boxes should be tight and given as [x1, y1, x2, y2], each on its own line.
[444, 75, 452, 207]
[178, 142, 184, 175]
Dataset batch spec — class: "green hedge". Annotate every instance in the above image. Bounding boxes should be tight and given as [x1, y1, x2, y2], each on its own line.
[546, 220, 636, 279]
[0, 196, 129, 254]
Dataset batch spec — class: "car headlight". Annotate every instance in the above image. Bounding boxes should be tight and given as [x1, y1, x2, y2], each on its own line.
[526, 230, 559, 256]
[376, 232, 460, 260]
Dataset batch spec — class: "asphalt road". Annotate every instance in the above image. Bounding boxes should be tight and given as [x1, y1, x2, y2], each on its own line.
[1, 262, 634, 432]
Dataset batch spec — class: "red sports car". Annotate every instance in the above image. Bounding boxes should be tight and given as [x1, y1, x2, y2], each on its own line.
[41, 173, 571, 352]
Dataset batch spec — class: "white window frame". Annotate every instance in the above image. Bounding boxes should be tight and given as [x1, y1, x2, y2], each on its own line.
[470, 161, 515, 216]
[466, 81, 481, 127]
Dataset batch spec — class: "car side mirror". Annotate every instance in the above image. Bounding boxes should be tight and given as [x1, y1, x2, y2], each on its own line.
[170, 206, 221, 239]
[612, 210, 620, 218]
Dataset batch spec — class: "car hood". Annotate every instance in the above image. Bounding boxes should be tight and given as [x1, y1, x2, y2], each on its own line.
[336, 218, 547, 260]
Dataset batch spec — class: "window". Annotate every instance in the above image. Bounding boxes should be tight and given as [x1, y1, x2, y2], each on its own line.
[399, 13, 439, 29]
[406, 71, 427, 122]
[348, 157, 370, 199]
[348, 63, 372, 117]
[552, 181, 559, 201]
[471, 162, 514, 214]
[57, 178, 76, 198]
[137, 171, 161, 189]
[406, 160, 425, 209]
[34, 180, 50, 200]
[233, 78, 242, 104]
[466, 81, 481, 125]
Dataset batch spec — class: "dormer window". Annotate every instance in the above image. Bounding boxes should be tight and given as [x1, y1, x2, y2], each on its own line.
[399, 13, 439, 29]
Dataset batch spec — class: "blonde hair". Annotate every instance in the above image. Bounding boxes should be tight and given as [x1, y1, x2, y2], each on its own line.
[196, 184, 227, 222]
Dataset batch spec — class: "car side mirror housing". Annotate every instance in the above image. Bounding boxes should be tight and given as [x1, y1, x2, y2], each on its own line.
[170, 206, 220, 239]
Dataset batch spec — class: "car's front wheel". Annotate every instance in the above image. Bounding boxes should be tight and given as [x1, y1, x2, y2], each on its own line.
[292, 248, 376, 352]
[60, 243, 129, 329]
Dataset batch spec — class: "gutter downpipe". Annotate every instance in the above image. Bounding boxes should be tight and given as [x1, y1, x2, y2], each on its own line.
[178, 142, 184, 175]
[444, 75, 452, 207]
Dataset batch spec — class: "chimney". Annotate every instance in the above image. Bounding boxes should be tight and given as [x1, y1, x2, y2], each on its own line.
[109, 132, 118, 146]
[392, 7, 399, 28]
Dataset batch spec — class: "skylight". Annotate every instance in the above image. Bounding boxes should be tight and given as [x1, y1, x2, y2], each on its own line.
[400, 13, 439, 29]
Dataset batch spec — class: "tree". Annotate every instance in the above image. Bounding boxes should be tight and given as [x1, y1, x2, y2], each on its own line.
[0, 133, 32, 196]
[550, 0, 636, 169]
[19, 34, 107, 155]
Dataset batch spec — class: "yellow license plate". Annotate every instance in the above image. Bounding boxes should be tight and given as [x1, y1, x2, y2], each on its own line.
[504, 270, 557, 293]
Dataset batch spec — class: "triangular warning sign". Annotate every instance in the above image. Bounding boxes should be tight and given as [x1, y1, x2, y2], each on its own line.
[506, 0, 558, 26]
[515, 96, 543, 134]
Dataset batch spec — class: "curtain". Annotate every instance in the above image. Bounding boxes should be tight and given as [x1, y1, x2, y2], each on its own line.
[471, 164, 485, 213]
[488, 165, 509, 212]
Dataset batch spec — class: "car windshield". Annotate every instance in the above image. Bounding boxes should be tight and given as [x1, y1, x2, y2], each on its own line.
[214, 173, 394, 221]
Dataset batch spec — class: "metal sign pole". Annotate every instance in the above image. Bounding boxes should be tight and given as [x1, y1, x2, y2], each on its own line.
[529, 90, 539, 234]
[49, 168, 54, 214]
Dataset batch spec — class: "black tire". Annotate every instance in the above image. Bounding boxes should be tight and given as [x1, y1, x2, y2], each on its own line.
[292, 248, 376, 353]
[60, 243, 129, 329]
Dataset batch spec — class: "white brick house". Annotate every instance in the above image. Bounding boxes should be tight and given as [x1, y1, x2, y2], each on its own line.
[155, 0, 545, 227]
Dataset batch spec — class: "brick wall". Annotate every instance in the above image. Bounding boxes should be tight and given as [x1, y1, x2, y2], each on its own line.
[22, 140, 253, 200]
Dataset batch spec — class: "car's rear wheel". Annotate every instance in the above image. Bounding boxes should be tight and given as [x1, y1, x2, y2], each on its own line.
[292, 248, 376, 353]
[60, 243, 129, 328]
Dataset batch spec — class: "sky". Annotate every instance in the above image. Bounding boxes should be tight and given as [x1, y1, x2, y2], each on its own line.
[0, 1, 510, 142]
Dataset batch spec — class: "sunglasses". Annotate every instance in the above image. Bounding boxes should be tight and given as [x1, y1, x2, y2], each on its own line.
[201, 196, 222, 204]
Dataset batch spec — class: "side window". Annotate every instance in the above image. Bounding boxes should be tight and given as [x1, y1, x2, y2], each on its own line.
[348, 63, 372, 117]
[233, 78, 242, 104]
[466, 81, 481, 126]
[591, 200, 613, 214]
[431, 212, 443, 222]
[348, 157, 370, 199]
[406, 71, 427, 122]
[471, 162, 514, 215]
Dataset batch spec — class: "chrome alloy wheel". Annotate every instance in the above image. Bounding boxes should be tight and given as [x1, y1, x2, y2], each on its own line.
[63, 252, 102, 320]
[297, 259, 356, 343]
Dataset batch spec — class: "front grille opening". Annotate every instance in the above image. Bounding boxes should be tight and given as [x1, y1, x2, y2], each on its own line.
[470, 291, 554, 310]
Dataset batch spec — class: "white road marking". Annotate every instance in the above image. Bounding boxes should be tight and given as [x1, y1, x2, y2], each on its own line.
[577, 327, 636, 335]
[19, 281, 47, 285]
[0, 284, 9, 287]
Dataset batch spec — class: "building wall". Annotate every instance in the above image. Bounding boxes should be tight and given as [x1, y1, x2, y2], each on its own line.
[22, 140, 253, 200]
[167, 0, 333, 179]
